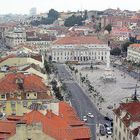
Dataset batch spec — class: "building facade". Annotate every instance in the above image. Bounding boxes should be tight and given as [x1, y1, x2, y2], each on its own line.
[113, 102, 140, 140]
[127, 44, 140, 63]
[0, 102, 91, 140]
[0, 73, 53, 116]
[5, 28, 26, 48]
[50, 36, 110, 63]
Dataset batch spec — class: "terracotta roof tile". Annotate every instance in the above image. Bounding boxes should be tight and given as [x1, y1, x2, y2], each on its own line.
[130, 44, 140, 47]
[114, 102, 140, 135]
[23, 110, 45, 124]
[0, 73, 48, 94]
[3, 102, 91, 140]
[0, 121, 16, 139]
[53, 36, 105, 45]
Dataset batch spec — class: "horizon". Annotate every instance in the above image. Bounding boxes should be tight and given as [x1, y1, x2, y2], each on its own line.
[0, 0, 139, 15]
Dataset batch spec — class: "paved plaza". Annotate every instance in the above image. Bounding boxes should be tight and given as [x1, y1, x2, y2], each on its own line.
[74, 64, 140, 117]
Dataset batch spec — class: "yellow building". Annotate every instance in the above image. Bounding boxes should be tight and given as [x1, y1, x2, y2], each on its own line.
[0, 73, 53, 116]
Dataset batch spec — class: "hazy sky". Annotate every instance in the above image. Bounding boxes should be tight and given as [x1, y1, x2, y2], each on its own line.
[0, 0, 139, 14]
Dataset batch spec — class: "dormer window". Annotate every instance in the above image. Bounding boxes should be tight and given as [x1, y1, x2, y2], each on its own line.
[1, 94, 6, 99]
[16, 78, 24, 90]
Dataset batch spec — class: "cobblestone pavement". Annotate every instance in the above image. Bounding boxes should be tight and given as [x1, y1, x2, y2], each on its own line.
[73, 64, 140, 118]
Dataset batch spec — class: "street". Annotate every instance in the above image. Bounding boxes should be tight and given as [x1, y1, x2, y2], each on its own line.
[55, 63, 107, 140]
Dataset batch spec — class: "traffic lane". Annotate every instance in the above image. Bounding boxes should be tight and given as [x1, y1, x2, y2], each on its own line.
[71, 83, 104, 122]
[56, 65, 72, 79]
[66, 83, 96, 140]
[57, 64, 108, 124]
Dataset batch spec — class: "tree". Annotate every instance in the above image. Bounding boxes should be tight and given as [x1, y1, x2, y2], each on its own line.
[64, 15, 83, 27]
[48, 9, 59, 20]
[110, 47, 121, 56]
[95, 22, 101, 32]
[74, 69, 78, 74]
[121, 41, 133, 52]
[104, 24, 112, 33]
[83, 10, 88, 20]
[30, 9, 59, 26]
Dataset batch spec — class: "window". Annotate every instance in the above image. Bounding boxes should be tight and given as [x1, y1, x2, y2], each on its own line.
[119, 132, 121, 140]
[1, 94, 5, 99]
[120, 120, 122, 128]
[11, 101, 16, 109]
[124, 125, 126, 133]
[115, 127, 117, 135]
[34, 93, 37, 96]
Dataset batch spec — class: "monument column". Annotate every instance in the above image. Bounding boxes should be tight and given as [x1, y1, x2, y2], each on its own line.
[106, 50, 110, 69]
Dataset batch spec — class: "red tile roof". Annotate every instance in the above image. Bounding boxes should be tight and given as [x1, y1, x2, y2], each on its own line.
[43, 102, 91, 140]
[130, 44, 140, 48]
[53, 36, 105, 45]
[132, 126, 140, 136]
[113, 102, 140, 136]
[0, 73, 48, 93]
[136, 36, 140, 40]
[23, 110, 45, 124]
[0, 121, 16, 139]
[59, 101, 84, 126]
[1, 102, 91, 140]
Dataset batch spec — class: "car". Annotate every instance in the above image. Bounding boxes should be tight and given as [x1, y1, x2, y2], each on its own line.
[104, 116, 113, 121]
[106, 127, 112, 135]
[83, 116, 87, 122]
[87, 112, 94, 118]
[104, 123, 110, 128]
[100, 125, 106, 136]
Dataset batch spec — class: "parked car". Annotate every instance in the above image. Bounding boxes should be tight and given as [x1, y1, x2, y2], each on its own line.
[100, 125, 106, 136]
[83, 116, 87, 122]
[87, 112, 94, 118]
[104, 123, 110, 128]
[104, 116, 113, 121]
[106, 127, 112, 135]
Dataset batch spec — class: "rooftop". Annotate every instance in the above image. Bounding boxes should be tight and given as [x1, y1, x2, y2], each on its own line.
[0, 73, 48, 94]
[2, 102, 91, 140]
[53, 36, 106, 45]
[113, 102, 140, 136]
[130, 43, 140, 48]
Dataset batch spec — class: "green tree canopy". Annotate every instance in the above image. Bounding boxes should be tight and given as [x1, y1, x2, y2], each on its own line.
[104, 24, 112, 33]
[30, 9, 59, 26]
[48, 9, 59, 20]
[83, 10, 88, 20]
[121, 41, 133, 52]
[110, 47, 121, 56]
[64, 15, 83, 27]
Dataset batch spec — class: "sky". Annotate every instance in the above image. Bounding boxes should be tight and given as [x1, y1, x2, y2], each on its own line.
[0, 0, 139, 14]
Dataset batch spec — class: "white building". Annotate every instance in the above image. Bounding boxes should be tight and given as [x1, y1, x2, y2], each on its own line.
[127, 44, 140, 63]
[5, 28, 26, 48]
[50, 36, 110, 63]
[113, 102, 140, 140]
[30, 7, 37, 16]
